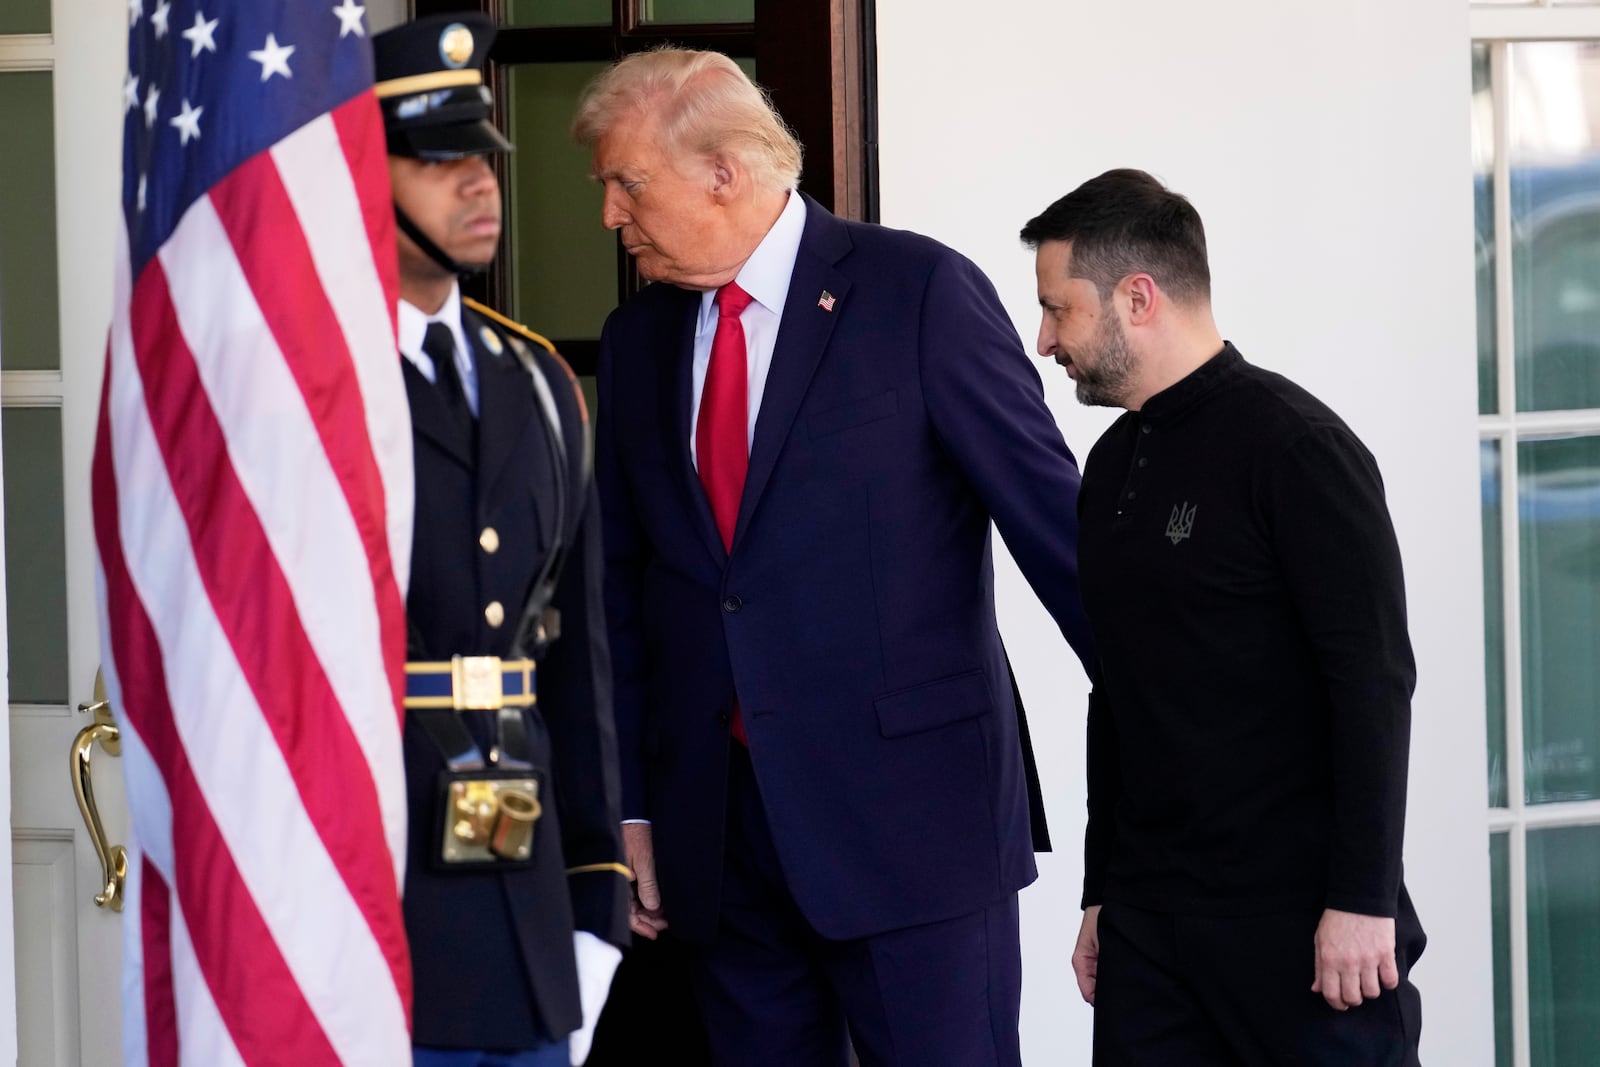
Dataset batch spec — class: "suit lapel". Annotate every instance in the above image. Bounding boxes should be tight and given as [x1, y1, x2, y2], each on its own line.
[401, 357, 473, 470]
[662, 293, 729, 566]
[732, 198, 852, 553]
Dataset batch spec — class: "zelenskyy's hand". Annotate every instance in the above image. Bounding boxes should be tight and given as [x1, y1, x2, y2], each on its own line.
[1311, 908, 1398, 1011]
[1073, 905, 1102, 1006]
[623, 822, 668, 939]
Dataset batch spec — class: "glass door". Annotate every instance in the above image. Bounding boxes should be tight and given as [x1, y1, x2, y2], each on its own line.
[3, 0, 134, 1062]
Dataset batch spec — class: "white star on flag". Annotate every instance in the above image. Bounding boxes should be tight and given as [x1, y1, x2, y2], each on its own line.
[170, 99, 203, 145]
[104, 0, 414, 1058]
[183, 11, 219, 58]
[332, 0, 367, 38]
[249, 33, 296, 82]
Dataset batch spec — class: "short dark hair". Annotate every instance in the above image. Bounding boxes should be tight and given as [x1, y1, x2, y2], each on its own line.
[1020, 169, 1211, 305]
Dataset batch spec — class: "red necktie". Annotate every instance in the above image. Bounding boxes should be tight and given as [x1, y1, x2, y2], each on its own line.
[697, 282, 754, 744]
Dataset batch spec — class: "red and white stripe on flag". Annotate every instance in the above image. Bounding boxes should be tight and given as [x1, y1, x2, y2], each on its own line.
[95, 3, 413, 1063]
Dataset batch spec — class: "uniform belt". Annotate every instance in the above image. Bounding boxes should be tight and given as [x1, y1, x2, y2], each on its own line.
[403, 656, 536, 710]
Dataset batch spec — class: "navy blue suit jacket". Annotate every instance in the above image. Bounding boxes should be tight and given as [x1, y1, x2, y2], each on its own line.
[596, 196, 1093, 945]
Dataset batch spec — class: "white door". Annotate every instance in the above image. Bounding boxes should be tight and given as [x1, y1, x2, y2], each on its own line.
[3, 0, 132, 1063]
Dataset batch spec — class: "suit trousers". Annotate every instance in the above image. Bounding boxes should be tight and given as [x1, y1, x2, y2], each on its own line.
[1093, 898, 1426, 1066]
[690, 742, 1022, 1067]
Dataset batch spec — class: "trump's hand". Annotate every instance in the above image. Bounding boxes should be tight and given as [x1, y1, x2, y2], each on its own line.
[1311, 908, 1398, 1010]
[1073, 905, 1102, 1006]
[623, 822, 668, 939]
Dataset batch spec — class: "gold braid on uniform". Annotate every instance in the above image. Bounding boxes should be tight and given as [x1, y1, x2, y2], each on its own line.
[459, 301, 618, 885]
[463, 296, 556, 353]
[463, 297, 590, 426]
[565, 862, 634, 879]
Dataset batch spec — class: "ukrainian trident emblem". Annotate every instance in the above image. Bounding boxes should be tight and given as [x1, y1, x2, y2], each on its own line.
[1166, 502, 1196, 545]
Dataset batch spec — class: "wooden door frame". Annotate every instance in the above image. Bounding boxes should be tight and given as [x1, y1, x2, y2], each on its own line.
[415, 0, 876, 219]
[411, 0, 877, 368]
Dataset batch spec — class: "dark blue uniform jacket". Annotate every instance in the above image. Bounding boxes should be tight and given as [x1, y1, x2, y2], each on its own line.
[401, 302, 628, 1050]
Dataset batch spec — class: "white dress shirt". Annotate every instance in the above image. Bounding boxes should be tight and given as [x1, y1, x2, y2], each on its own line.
[620, 193, 805, 837]
[399, 282, 479, 416]
[688, 189, 806, 468]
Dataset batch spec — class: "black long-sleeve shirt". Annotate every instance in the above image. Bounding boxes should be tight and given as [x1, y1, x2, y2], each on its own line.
[1078, 344, 1414, 918]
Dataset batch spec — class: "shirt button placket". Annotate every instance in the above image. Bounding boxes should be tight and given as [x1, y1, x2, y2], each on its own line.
[1120, 421, 1153, 518]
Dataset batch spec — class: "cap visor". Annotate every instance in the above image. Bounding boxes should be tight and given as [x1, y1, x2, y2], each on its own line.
[403, 119, 513, 159]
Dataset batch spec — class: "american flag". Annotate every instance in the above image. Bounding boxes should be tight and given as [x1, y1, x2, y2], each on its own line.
[92, 1, 414, 1063]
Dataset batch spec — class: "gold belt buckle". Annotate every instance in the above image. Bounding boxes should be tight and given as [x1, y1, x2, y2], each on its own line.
[451, 655, 503, 710]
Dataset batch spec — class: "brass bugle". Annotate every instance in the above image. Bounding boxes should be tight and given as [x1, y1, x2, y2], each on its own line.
[489, 788, 541, 861]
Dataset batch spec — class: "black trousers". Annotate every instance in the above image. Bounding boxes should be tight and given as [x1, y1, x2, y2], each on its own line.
[1094, 896, 1426, 1066]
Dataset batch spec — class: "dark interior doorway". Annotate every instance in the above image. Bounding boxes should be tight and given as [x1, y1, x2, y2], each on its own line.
[412, 0, 879, 374]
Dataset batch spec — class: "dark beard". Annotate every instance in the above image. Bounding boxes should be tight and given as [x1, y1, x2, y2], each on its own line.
[1074, 312, 1137, 408]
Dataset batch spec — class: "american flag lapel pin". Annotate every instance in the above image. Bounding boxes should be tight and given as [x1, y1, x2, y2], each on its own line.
[817, 290, 836, 312]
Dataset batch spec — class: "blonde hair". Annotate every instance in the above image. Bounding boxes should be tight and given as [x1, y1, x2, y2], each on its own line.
[572, 48, 803, 193]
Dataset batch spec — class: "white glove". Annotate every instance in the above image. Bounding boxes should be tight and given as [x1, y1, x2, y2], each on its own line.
[569, 932, 622, 1065]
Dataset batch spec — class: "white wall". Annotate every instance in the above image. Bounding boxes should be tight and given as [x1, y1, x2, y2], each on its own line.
[874, 1, 1492, 1062]
[367, 0, 407, 34]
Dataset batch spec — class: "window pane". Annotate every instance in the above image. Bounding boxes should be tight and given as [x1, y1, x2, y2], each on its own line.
[638, 0, 754, 24]
[505, 63, 617, 342]
[503, 0, 609, 28]
[0, 71, 61, 372]
[1491, 833, 1513, 1067]
[1527, 825, 1600, 1066]
[1484, 439, 1508, 808]
[1473, 43, 1498, 416]
[1507, 42, 1600, 412]
[1519, 434, 1600, 804]
[0, 0, 49, 34]
[2, 408, 68, 705]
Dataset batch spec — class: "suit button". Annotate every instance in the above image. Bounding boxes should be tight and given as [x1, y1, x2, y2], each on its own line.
[479, 527, 500, 554]
[485, 601, 505, 628]
[722, 595, 743, 613]
[717, 712, 730, 726]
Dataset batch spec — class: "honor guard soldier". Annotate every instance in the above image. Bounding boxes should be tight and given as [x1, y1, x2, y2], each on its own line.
[373, 15, 629, 1066]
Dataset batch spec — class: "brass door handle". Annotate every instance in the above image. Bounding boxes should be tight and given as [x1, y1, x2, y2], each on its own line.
[72, 672, 127, 912]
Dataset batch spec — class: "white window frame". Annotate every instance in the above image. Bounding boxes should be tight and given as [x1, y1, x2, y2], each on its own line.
[1472, 5, 1600, 1066]
[0, 25, 59, 1066]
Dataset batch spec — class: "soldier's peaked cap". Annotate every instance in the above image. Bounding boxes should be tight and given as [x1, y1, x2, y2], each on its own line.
[372, 12, 511, 159]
